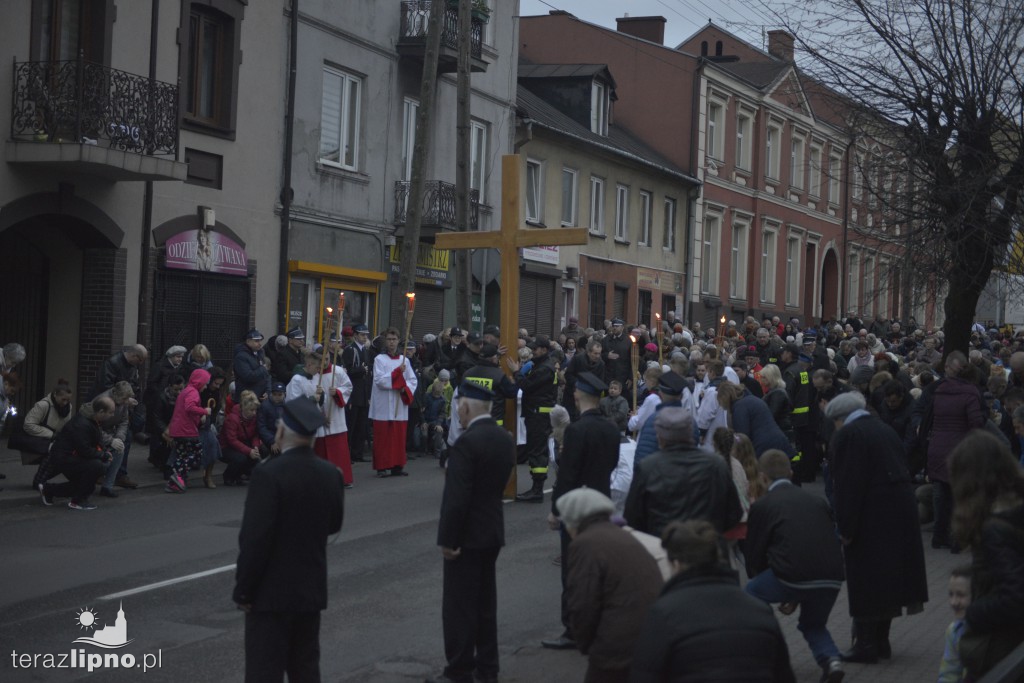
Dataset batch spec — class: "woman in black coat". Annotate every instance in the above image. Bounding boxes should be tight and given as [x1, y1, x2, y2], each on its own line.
[631, 520, 795, 683]
[950, 431, 1024, 679]
[824, 392, 928, 664]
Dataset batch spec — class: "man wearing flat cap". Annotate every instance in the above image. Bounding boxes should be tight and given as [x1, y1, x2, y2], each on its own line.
[234, 396, 345, 683]
[508, 335, 559, 502]
[543, 371, 621, 651]
[272, 326, 307, 384]
[428, 381, 514, 683]
[602, 318, 634, 401]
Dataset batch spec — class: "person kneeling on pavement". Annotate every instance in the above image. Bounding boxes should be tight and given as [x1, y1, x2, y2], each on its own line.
[220, 390, 263, 486]
[94, 381, 139, 498]
[38, 396, 117, 510]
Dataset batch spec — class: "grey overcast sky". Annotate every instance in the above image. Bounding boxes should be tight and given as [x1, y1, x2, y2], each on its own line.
[517, 0, 778, 50]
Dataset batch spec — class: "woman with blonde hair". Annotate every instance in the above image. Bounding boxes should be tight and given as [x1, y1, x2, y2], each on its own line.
[759, 364, 792, 441]
[220, 389, 262, 486]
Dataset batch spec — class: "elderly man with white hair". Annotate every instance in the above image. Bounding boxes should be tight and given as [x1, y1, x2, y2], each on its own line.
[625, 406, 742, 538]
[557, 488, 664, 683]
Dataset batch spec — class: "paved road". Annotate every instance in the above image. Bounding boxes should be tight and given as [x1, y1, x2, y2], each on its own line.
[0, 446, 963, 682]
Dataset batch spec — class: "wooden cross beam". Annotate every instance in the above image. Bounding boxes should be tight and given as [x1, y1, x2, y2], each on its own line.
[435, 154, 589, 497]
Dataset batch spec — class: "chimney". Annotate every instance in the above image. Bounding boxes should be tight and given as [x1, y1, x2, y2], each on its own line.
[767, 30, 795, 61]
[616, 15, 667, 46]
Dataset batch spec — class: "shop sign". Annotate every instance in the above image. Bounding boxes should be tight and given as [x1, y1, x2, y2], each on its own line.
[388, 240, 449, 285]
[523, 245, 559, 265]
[165, 228, 248, 276]
[637, 267, 682, 293]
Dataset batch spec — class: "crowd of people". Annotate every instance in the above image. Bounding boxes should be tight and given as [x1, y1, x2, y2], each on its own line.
[3, 309, 1024, 682]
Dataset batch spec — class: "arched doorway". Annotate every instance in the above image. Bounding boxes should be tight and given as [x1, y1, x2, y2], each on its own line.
[821, 249, 840, 322]
[0, 193, 124, 409]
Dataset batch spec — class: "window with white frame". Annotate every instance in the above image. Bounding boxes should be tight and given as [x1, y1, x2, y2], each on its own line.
[761, 228, 777, 304]
[591, 81, 609, 136]
[809, 143, 822, 197]
[701, 214, 720, 295]
[526, 159, 542, 223]
[736, 112, 752, 170]
[878, 260, 890, 318]
[561, 168, 578, 226]
[791, 135, 805, 189]
[828, 153, 841, 204]
[590, 176, 605, 234]
[639, 191, 652, 245]
[320, 66, 362, 170]
[848, 252, 860, 312]
[615, 185, 629, 240]
[730, 220, 748, 299]
[766, 123, 782, 179]
[785, 235, 801, 306]
[663, 197, 677, 251]
[863, 256, 875, 316]
[707, 101, 724, 160]
[470, 120, 488, 203]
[400, 97, 418, 181]
[853, 153, 864, 202]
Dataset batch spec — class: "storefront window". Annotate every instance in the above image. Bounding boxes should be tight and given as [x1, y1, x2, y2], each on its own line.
[318, 283, 376, 342]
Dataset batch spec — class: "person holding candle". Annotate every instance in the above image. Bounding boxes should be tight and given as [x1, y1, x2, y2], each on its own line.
[317, 331, 355, 487]
[370, 327, 418, 477]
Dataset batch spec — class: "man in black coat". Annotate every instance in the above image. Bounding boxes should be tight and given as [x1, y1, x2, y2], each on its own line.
[342, 323, 373, 461]
[745, 450, 846, 683]
[428, 381, 515, 683]
[234, 397, 345, 683]
[233, 328, 272, 402]
[544, 372, 621, 651]
[601, 318, 634, 399]
[272, 326, 306, 384]
[461, 344, 518, 424]
[39, 396, 116, 510]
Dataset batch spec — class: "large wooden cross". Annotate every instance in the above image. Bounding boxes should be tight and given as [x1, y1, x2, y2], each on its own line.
[435, 154, 589, 497]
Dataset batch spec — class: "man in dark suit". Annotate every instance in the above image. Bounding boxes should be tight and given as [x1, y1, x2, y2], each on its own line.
[543, 371, 621, 651]
[428, 381, 515, 683]
[342, 323, 373, 461]
[234, 397, 345, 683]
[744, 449, 846, 683]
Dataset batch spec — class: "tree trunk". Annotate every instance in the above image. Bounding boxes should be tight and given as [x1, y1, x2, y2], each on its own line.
[455, 0, 472, 330]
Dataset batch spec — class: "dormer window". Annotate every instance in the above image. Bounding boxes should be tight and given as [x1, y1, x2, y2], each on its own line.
[591, 81, 609, 136]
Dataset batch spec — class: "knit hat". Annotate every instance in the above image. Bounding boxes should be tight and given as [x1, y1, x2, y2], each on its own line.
[165, 345, 187, 358]
[556, 488, 615, 530]
[824, 392, 866, 421]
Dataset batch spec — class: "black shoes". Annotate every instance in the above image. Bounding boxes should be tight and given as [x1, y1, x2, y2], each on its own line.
[540, 634, 577, 650]
[839, 643, 878, 664]
[515, 482, 545, 503]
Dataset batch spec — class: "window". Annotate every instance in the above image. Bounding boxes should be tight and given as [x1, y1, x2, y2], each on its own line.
[470, 120, 488, 203]
[761, 229, 777, 304]
[700, 215, 720, 295]
[588, 282, 606, 330]
[589, 176, 605, 234]
[828, 154, 842, 204]
[663, 197, 677, 251]
[639, 191, 652, 245]
[183, 4, 240, 132]
[790, 135, 805, 189]
[526, 159, 543, 223]
[615, 185, 629, 240]
[847, 252, 860, 312]
[730, 221, 748, 299]
[613, 285, 628, 320]
[863, 256, 875, 316]
[561, 168, 578, 226]
[785, 236, 801, 306]
[809, 144, 822, 197]
[591, 81, 609, 135]
[766, 124, 781, 179]
[638, 290, 652, 329]
[400, 98, 418, 180]
[320, 67, 362, 170]
[852, 154, 863, 202]
[707, 101, 723, 160]
[736, 112, 752, 170]
[878, 261, 890, 318]
[562, 286, 575, 328]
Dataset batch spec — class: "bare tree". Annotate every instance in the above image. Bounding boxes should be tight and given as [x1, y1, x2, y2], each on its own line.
[777, 0, 1024, 354]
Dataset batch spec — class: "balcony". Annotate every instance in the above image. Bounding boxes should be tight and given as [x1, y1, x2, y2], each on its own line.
[397, 1, 488, 74]
[8, 56, 186, 181]
[394, 180, 480, 241]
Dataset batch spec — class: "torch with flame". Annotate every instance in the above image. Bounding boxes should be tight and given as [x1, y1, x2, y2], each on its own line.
[629, 334, 639, 412]
[655, 312, 663, 365]
[396, 293, 416, 418]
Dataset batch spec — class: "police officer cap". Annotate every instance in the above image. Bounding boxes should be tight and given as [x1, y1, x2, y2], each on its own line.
[657, 371, 686, 396]
[483, 325, 500, 337]
[287, 326, 305, 340]
[450, 327, 464, 337]
[459, 378, 496, 402]
[802, 328, 817, 343]
[466, 331, 482, 345]
[528, 335, 551, 350]
[271, 382, 286, 393]
[353, 323, 369, 334]
[479, 343, 500, 359]
[246, 328, 264, 341]
[575, 371, 607, 396]
[406, 340, 417, 349]
[281, 396, 325, 436]
[610, 317, 625, 326]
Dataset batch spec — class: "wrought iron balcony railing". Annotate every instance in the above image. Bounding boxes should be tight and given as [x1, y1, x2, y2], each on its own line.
[399, 1, 484, 60]
[11, 54, 179, 156]
[394, 180, 480, 231]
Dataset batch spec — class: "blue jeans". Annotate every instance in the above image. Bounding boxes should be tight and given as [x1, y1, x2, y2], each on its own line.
[102, 447, 126, 490]
[745, 568, 840, 667]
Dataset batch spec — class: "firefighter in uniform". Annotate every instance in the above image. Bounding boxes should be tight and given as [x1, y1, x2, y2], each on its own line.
[509, 335, 558, 503]
[461, 344, 518, 426]
[784, 338, 816, 484]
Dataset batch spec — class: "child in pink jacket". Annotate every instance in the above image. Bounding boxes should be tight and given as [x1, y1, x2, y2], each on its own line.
[166, 368, 210, 493]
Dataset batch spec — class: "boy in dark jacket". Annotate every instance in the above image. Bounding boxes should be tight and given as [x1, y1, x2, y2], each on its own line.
[258, 382, 287, 457]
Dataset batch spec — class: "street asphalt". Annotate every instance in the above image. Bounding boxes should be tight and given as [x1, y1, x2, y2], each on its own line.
[0, 444, 966, 682]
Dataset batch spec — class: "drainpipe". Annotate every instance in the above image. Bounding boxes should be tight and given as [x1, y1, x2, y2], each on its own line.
[685, 59, 705, 326]
[136, 0, 159, 348]
[840, 135, 855, 318]
[278, 0, 299, 328]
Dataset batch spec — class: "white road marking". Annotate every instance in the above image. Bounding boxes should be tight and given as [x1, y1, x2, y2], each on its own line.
[97, 564, 236, 601]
